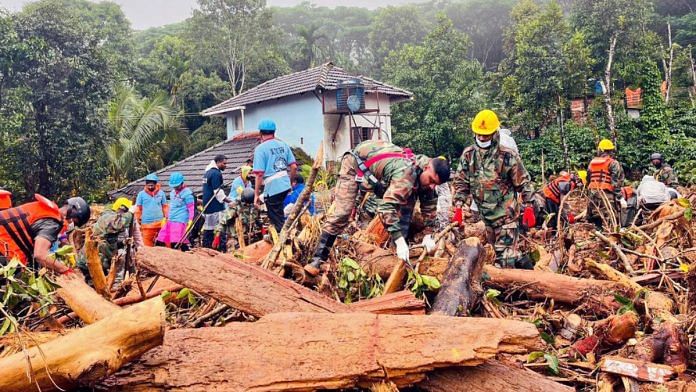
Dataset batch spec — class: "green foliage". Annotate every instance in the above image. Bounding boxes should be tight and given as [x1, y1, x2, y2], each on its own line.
[405, 269, 441, 299]
[384, 15, 487, 159]
[368, 6, 429, 77]
[336, 257, 383, 303]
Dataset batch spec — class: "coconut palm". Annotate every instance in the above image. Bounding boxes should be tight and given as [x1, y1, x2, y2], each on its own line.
[106, 86, 187, 187]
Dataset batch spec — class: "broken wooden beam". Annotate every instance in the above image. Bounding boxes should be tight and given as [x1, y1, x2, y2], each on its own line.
[137, 246, 347, 317]
[104, 312, 540, 390]
[430, 237, 485, 316]
[482, 265, 632, 315]
[418, 361, 574, 392]
[347, 290, 425, 315]
[600, 356, 675, 383]
[0, 297, 165, 392]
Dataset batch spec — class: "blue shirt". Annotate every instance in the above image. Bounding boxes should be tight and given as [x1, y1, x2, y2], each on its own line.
[135, 189, 167, 224]
[253, 138, 296, 197]
[168, 187, 194, 223]
[283, 183, 315, 215]
[202, 167, 225, 214]
[229, 176, 251, 200]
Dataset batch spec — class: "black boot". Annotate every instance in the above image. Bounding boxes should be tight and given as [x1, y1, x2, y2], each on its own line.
[304, 232, 337, 276]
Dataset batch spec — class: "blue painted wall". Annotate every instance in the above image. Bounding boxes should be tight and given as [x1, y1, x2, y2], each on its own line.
[226, 93, 324, 157]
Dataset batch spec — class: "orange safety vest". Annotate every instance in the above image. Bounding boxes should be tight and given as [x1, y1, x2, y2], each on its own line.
[621, 186, 635, 200]
[543, 173, 574, 204]
[588, 156, 615, 191]
[0, 194, 62, 265]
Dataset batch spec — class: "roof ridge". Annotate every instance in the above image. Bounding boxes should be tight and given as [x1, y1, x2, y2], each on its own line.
[357, 75, 413, 96]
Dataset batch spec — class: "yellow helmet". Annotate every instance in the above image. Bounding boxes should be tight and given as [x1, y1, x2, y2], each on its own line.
[112, 197, 133, 211]
[598, 138, 615, 151]
[471, 109, 500, 135]
[577, 170, 587, 185]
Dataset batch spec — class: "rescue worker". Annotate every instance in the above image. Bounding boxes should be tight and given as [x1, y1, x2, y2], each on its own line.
[135, 173, 168, 246]
[636, 175, 670, 211]
[0, 195, 90, 274]
[212, 188, 263, 251]
[230, 165, 253, 202]
[156, 172, 195, 251]
[253, 119, 297, 232]
[305, 140, 450, 276]
[586, 139, 625, 229]
[532, 171, 582, 229]
[283, 174, 315, 216]
[650, 153, 679, 187]
[452, 110, 535, 269]
[621, 185, 638, 226]
[80, 197, 141, 283]
[0, 190, 12, 210]
[202, 155, 231, 250]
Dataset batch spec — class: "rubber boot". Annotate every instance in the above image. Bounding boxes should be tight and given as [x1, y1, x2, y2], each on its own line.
[304, 232, 337, 276]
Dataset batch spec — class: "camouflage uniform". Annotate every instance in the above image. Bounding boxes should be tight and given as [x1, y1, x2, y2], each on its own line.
[452, 133, 534, 268]
[323, 140, 438, 241]
[78, 209, 133, 273]
[652, 164, 679, 187]
[214, 202, 262, 250]
[587, 154, 625, 229]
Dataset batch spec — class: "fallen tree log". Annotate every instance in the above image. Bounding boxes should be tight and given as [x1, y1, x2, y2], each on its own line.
[600, 356, 675, 383]
[347, 290, 425, 315]
[482, 265, 632, 315]
[352, 240, 449, 281]
[104, 312, 540, 391]
[430, 237, 485, 316]
[55, 272, 121, 324]
[0, 297, 165, 392]
[418, 361, 574, 392]
[137, 246, 347, 317]
[84, 231, 109, 297]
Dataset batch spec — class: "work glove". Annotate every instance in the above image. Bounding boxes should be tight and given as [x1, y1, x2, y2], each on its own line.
[422, 234, 437, 254]
[452, 206, 463, 226]
[61, 267, 75, 275]
[160, 218, 167, 227]
[521, 205, 536, 229]
[395, 237, 411, 267]
[619, 198, 628, 209]
[283, 203, 294, 217]
[567, 212, 575, 224]
[212, 234, 221, 249]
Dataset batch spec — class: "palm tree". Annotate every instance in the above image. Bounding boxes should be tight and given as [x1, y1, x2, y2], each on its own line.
[106, 86, 187, 187]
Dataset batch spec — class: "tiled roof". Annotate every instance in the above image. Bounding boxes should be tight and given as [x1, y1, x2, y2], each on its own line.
[109, 133, 261, 199]
[201, 62, 413, 116]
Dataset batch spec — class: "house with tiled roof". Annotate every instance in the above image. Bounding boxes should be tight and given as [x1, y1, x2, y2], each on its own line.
[201, 62, 413, 164]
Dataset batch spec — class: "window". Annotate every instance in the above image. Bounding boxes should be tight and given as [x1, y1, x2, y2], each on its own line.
[351, 127, 377, 148]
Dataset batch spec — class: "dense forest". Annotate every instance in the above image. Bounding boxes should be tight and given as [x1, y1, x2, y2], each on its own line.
[0, 0, 694, 201]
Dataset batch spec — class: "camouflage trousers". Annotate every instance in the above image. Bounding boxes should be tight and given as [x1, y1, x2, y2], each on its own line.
[485, 218, 521, 268]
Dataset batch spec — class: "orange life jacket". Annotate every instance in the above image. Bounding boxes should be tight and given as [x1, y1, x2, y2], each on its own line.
[0, 194, 62, 265]
[621, 186, 635, 200]
[543, 173, 574, 204]
[588, 156, 615, 191]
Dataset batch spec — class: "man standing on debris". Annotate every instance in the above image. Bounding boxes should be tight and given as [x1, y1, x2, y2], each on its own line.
[304, 140, 450, 276]
[0, 194, 90, 274]
[531, 171, 582, 229]
[157, 172, 195, 250]
[453, 109, 535, 269]
[649, 153, 679, 187]
[135, 173, 168, 247]
[202, 154, 232, 250]
[586, 139, 625, 229]
[213, 188, 263, 251]
[252, 119, 297, 232]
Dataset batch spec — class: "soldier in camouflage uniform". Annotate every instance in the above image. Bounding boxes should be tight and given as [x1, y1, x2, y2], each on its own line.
[304, 140, 451, 276]
[587, 139, 625, 229]
[649, 153, 679, 187]
[453, 110, 535, 269]
[212, 188, 262, 251]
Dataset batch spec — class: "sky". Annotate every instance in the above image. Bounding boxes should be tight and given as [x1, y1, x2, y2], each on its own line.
[0, 0, 422, 30]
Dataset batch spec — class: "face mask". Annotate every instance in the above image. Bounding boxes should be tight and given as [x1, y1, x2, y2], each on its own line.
[475, 138, 492, 149]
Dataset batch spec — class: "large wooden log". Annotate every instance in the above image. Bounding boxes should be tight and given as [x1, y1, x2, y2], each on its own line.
[0, 297, 165, 392]
[104, 312, 540, 391]
[84, 231, 109, 296]
[418, 361, 574, 392]
[55, 272, 121, 324]
[138, 246, 348, 316]
[348, 290, 425, 315]
[431, 237, 485, 316]
[483, 265, 632, 315]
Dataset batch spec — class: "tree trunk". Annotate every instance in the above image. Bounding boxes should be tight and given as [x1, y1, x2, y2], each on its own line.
[55, 272, 121, 324]
[137, 246, 347, 317]
[418, 361, 574, 392]
[84, 231, 109, 297]
[103, 312, 540, 391]
[665, 22, 673, 104]
[482, 265, 631, 315]
[0, 297, 165, 392]
[430, 237, 485, 316]
[348, 290, 425, 315]
[605, 34, 618, 144]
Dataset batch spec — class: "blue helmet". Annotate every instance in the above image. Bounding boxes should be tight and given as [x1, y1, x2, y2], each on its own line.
[145, 173, 159, 183]
[258, 119, 276, 133]
[169, 172, 185, 187]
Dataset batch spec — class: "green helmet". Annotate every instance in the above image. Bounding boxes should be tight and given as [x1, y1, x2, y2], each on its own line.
[241, 188, 255, 204]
